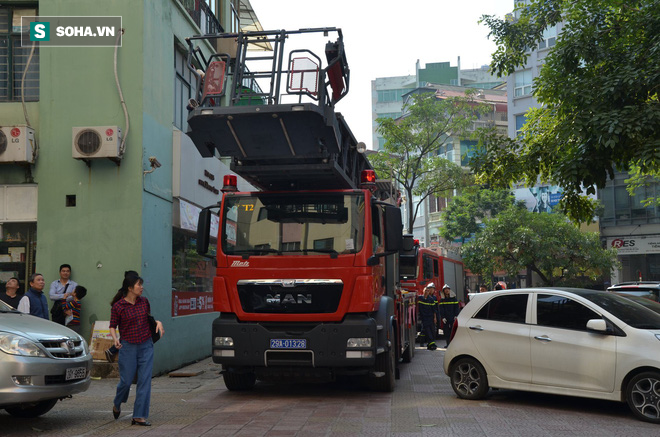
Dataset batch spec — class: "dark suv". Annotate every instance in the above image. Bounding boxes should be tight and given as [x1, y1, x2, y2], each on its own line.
[607, 282, 660, 302]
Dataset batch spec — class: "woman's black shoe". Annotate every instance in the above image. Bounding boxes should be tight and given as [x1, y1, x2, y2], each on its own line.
[131, 419, 151, 426]
[112, 406, 120, 420]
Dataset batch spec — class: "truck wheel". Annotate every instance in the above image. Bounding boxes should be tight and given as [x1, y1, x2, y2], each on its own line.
[5, 399, 58, 418]
[223, 369, 256, 391]
[370, 328, 396, 392]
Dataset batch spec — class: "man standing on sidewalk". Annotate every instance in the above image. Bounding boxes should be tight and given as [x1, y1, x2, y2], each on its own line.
[49, 264, 78, 325]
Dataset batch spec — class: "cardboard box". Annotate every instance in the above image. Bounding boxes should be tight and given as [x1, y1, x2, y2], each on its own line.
[90, 338, 115, 361]
[89, 321, 115, 361]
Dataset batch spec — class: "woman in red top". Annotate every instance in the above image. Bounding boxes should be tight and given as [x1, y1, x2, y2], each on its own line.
[109, 275, 164, 426]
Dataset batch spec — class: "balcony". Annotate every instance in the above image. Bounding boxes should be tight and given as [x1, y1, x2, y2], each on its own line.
[178, 0, 223, 35]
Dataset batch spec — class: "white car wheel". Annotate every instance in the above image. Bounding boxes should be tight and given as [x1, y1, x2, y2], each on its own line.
[627, 372, 660, 423]
[450, 357, 489, 400]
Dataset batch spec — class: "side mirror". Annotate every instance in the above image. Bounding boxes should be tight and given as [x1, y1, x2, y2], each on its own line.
[197, 208, 212, 256]
[384, 206, 402, 252]
[586, 319, 608, 332]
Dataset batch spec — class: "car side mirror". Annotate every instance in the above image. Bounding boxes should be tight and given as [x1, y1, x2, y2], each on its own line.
[586, 319, 608, 332]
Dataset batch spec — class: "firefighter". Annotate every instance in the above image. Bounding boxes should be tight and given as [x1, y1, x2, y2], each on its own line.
[439, 284, 460, 347]
[418, 283, 439, 350]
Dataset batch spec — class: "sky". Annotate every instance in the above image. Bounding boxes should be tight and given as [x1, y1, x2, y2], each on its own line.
[249, 0, 514, 149]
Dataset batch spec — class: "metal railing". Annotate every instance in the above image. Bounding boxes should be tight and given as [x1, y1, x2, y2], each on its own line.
[178, 0, 223, 35]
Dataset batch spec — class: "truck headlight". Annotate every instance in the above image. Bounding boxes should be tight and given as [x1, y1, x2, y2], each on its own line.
[0, 333, 47, 357]
[347, 338, 372, 348]
[214, 337, 234, 347]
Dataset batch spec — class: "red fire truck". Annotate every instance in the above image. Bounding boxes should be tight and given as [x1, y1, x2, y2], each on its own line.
[186, 28, 416, 391]
[400, 242, 465, 301]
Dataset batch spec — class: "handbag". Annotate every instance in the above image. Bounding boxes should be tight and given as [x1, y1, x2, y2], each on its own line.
[147, 315, 160, 343]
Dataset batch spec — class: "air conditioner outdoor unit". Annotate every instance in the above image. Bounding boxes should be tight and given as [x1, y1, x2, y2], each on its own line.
[0, 125, 35, 164]
[72, 126, 122, 160]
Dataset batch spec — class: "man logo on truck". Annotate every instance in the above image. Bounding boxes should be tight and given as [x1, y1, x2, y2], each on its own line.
[231, 260, 250, 267]
[266, 293, 312, 305]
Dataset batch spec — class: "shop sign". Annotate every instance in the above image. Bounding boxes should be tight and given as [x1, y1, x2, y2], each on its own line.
[172, 291, 215, 316]
[607, 235, 660, 255]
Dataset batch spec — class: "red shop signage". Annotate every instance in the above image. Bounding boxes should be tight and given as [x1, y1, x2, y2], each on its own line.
[172, 291, 215, 316]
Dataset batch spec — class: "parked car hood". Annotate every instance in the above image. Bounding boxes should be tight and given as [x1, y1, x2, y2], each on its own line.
[0, 311, 82, 340]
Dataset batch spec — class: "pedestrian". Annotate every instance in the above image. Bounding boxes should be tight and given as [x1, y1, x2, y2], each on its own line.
[439, 284, 460, 348]
[0, 277, 23, 308]
[479, 284, 488, 293]
[17, 273, 49, 319]
[494, 281, 507, 290]
[62, 285, 87, 333]
[49, 264, 78, 325]
[418, 283, 439, 350]
[110, 274, 164, 426]
[105, 270, 140, 363]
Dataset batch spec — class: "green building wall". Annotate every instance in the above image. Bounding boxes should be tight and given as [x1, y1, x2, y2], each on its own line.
[418, 62, 458, 85]
[1, 0, 222, 374]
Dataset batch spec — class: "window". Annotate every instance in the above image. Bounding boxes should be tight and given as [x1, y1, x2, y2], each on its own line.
[0, 7, 39, 102]
[174, 48, 199, 130]
[514, 70, 532, 97]
[515, 114, 527, 136]
[433, 259, 439, 277]
[377, 88, 413, 103]
[313, 238, 333, 250]
[422, 255, 434, 280]
[378, 112, 402, 119]
[474, 294, 528, 323]
[538, 25, 557, 50]
[536, 294, 601, 331]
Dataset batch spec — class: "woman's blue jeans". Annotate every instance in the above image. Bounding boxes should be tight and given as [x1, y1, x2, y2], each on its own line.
[113, 339, 154, 419]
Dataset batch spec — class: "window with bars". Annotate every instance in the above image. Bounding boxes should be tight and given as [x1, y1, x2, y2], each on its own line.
[0, 6, 39, 102]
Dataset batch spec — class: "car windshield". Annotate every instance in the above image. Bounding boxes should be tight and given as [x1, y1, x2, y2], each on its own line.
[616, 293, 660, 316]
[222, 192, 365, 256]
[583, 292, 660, 329]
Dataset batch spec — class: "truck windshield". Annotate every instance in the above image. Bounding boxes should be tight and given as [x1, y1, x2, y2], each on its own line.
[222, 192, 365, 256]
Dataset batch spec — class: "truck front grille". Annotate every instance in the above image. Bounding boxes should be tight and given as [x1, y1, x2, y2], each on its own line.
[237, 279, 343, 314]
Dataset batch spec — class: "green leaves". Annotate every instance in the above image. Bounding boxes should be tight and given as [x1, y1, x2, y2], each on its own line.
[369, 92, 485, 230]
[477, 0, 660, 222]
[462, 206, 618, 286]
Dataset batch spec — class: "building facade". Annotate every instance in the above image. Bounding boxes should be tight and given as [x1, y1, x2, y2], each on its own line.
[0, 0, 259, 374]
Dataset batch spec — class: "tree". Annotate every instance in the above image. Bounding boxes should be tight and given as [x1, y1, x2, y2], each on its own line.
[475, 0, 660, 223]
[439, 188, 521, 242]
[462, 206, 618, 287]
[625, 165, 660, 208]
[369, 91, 487, 231]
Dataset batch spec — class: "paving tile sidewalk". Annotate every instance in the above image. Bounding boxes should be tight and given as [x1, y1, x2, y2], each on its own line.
[1, 348, 659, 437]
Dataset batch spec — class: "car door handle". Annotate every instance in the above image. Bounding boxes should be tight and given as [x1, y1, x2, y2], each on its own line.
[534, 335, 552, 342]
[469, 326, 484, 331]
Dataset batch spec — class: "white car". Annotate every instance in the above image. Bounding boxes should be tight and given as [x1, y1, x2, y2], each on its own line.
[443, 288, 660, 424]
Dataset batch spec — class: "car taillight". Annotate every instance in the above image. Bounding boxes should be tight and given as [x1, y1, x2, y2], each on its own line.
[449, 318, 458, 343]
